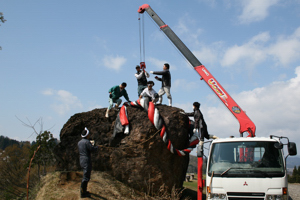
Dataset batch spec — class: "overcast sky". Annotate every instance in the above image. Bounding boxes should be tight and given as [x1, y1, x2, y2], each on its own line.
[1, 0, 300, 157]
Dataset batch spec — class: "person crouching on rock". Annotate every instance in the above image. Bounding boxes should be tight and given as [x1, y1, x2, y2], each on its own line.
[78, 127, 98, 198]
[185, 102, 218, 152]
[105, 82, 131, 118]
[139, 81, 159, 104]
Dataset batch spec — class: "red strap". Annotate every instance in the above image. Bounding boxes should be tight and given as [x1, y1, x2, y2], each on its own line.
[148, 102, 155, 124]
[119, 106, 129, 126]
[189, 139, 199, 147]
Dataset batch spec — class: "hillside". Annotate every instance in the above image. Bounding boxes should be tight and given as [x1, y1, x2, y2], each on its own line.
[33, 171, 195, 200]
[187, 155, 207, 173]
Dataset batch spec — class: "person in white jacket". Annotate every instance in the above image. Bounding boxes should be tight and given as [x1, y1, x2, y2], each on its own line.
[139, 81, 159, 103]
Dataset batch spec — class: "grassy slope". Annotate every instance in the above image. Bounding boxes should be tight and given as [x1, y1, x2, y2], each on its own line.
[31, 171, 197, 200]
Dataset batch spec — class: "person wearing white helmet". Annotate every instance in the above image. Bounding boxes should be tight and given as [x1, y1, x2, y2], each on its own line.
[78, 127, 98, 198]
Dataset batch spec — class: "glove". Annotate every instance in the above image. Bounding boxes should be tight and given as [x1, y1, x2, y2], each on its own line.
[150, 71, 153, 74]
[109, 94, 112, 98]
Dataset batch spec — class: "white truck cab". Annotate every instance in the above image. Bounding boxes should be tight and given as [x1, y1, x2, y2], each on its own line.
[206, 136, 297, 200]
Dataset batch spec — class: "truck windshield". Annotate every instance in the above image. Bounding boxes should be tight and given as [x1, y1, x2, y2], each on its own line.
[208, 141, 284, 177]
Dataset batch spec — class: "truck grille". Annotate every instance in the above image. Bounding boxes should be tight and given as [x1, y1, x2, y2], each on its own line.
[227, 192, 265, 200]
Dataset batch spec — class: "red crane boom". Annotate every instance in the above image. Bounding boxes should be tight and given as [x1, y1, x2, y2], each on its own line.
[138, 4, 256, 138]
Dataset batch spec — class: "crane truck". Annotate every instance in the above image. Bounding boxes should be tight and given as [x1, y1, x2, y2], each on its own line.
[138, 4, 297, 200]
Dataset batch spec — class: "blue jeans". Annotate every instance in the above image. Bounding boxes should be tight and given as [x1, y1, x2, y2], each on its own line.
[108, 98, 122, 110]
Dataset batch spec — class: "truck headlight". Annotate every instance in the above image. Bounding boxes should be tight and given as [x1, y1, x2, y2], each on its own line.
[266, 195, 284, 200]
[208, 193, 226, 199]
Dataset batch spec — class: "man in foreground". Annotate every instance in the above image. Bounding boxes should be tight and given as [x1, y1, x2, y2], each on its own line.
[78, 127, 98, 198]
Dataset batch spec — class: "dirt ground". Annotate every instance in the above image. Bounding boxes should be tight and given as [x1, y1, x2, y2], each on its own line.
[33, 171, 193, 200]
[289, 183, 300, 200]
[34, 171, 147, 200]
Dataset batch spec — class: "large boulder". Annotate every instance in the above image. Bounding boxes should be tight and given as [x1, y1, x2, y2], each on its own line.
[54, 104, 193, 193]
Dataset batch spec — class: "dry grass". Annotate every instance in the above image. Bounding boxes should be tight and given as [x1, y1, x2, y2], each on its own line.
[30, 171, 191, 200]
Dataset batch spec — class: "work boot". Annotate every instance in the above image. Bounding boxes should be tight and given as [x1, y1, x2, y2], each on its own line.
[197, 141, 204, 157]
[197, 147, 203, 157]
[105, 109, 109, 118]
[168, 98, 172, 107]
[209, 135, 219, 139]
[157, 97, 162, 105]
[80, 181, 91, 198]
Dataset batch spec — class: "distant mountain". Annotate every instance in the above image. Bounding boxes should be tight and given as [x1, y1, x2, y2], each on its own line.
[286, 156, 300, 169]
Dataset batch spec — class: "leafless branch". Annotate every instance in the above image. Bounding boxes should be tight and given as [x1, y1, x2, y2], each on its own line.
[15, 116, 55, 139]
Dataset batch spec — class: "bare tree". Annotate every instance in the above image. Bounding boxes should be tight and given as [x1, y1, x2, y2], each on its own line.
[16, 116, 45, 138]
[16, 117, 56, 176]
[0, 12, 5, 50]
[0, 12, 6, 24]
[15, 117, 56, 199]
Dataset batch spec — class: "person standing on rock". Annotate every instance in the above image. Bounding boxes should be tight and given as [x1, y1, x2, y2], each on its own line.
[150, 63, 172, 106]
[105, 82, 131, 118]
[185, 102, 218, 152]
[135, 65, 150, 97]
[139, 80, 159, 104]
[78, 127, 98, 198]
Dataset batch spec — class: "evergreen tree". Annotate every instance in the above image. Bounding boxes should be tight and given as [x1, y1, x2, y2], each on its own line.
[292, 166, 297, 183]
[29, 131, 56, 178]
[0, 135, 19, 150]
[288, 166, 300, 183]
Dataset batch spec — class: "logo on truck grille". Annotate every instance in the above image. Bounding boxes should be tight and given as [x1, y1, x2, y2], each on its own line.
[243, 181, 248, 186]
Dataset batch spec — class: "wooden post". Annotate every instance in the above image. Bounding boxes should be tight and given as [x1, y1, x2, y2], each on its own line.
[27, 145, 40, 200]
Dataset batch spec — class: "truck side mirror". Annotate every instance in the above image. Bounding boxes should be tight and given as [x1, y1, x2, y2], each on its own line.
[288, 142, 297, 156]
[274, 142, 283, 149]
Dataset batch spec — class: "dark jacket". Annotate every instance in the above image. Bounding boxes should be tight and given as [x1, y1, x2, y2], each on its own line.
[78, 138, 98, 162]
[186, 109, 209, 140]
[153, 69, 171, 87]
[78, 138, 98, 183]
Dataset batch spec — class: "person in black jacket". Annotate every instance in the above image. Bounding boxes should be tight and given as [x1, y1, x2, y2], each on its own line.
[78, 127, 98, 198]
[150, 63, 172, 106]
[185, 102, 218, 151]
